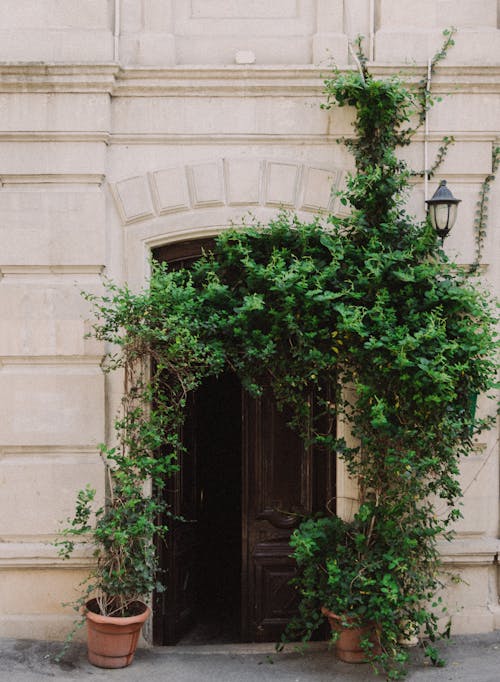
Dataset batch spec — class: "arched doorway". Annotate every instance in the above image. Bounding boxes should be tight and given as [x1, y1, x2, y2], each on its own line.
[152, 238, 336, 645]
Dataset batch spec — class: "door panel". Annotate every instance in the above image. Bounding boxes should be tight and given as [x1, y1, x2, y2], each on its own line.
[242, 389, 330, 642]
[154, 396, 199, 645]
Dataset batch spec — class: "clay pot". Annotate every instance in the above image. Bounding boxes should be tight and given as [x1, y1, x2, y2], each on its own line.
[321, 606, 381, 663]
[85, 599, 151, 669]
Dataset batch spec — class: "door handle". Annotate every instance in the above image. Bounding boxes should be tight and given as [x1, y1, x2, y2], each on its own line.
[256, 509, 300, 529]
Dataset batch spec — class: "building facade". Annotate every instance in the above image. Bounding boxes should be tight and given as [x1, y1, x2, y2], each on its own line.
[0, 0, 499, 641]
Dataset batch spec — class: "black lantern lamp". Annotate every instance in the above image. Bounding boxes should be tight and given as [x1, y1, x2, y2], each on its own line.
[425, 180, 461, 242]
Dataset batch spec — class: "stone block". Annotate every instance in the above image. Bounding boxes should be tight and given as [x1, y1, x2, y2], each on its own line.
[112, 175, 155, 224]
[0, 94, 109, 133]
[0, 568, 86, 616]
[189, 0, 299, 19]
[300, 167, 337, 212]
[224, 158, 262, 206]
[400, 142, 493, 177]
[175, 36, 312, 65]
[378, 0, 437, 29]
[144, 0, 174, 31]
[113, 96, 256, 135]
[122, 33, 176, 66]
[0, 274, 102, 326]
[0, 451, 104, 538]
[450, 609, 495, 634]
[441, 183, 486, 266]
[264, 161, 301, 208]
[341, 0, 369, 37]
[254, 98, 329, 136]
[0, 367, 104, 447]
[150, 168, 190, 214]
[120, 0, 144, 32]
[444, 30, 500, 66]
[0, 319, 103, 358]
[0, 277, 104, 356]
[375, 28, 500, 66]
[428, 94, 500, 133]
[437, 1, 497, 28]
[316, 0, 344, 30]
[453, 448, 499, 536]
[443, 565, 493, 609]
[187, 162, 225, 208]
[405, 185, 426, 222]
[0, 1, 113, 62]
[0, 190, 105, 266]
[2, 1, 112, 29]
[0, 30, 113, 63]
[0, 142, 106, 176]
[0, 612, 85, 641]
[312, 33, 349, 66]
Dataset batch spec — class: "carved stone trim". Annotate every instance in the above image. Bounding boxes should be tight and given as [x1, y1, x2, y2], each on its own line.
[111, 158, 345, 225]
[0, 64, 499, 96]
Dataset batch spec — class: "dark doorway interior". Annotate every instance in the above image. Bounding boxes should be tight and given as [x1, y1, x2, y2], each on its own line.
[180, 372, 242, 644]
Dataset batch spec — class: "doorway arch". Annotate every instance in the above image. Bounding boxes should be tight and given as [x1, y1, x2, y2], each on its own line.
[151, 237, 336, 645]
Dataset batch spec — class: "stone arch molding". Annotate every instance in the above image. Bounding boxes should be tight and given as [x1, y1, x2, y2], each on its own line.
[110, 158, 350, 226]
[112, 156, 358, 521]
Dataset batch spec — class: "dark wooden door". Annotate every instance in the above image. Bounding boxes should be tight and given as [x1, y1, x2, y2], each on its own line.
[152, 239, 336, 644]
[242, 389, 335, 641]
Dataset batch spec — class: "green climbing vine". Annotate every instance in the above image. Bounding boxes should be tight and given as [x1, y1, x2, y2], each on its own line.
[472, 144, 500, 270]
[416, 27, 457, 129]
[58, 27, 498, 682]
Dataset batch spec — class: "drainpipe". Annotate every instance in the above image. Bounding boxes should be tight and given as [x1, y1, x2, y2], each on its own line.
[369, 0, 375, 61]
[114, 0, 120, 62]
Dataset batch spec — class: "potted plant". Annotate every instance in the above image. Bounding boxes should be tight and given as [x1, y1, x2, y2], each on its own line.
[284, 513, 383, 663]
[56, 454, 163, 668]
[56, 353, 176, 667]
[282, 508, 443, 676]
[56, 263, 215, 666]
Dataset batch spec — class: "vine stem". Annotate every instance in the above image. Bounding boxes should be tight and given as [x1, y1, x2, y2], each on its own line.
[348, 41, 365, 83]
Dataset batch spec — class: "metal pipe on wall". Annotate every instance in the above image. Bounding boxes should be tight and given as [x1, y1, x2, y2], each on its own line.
[114, 0, 120, 62]
[369, 0, 375, 61]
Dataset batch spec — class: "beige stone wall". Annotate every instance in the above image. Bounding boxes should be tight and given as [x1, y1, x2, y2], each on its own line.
[0, 0, 498, 640]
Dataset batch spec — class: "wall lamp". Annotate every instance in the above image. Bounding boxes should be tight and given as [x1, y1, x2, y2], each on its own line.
[425, 180, 461, 242]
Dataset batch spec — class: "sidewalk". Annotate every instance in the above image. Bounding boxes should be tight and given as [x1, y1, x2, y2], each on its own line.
[1, 633, 500, 681]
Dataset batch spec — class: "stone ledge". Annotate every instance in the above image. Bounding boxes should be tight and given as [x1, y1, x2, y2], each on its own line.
[438, 536, 500, 566]
[0, 265, 104, 276]
[0, 542, 94, 570]
[0, 173, 105, 186]
[0, 63, 499, 95]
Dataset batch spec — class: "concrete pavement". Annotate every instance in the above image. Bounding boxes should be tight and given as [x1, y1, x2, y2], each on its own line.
[1, 633, 500, 681]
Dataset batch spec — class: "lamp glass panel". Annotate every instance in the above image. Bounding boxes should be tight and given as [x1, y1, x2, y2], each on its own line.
[448, 204, 458, 230]
[434, 203, 450, 231]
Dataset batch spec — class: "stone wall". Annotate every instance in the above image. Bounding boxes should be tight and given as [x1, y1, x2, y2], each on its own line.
[0, 0, 498, 640]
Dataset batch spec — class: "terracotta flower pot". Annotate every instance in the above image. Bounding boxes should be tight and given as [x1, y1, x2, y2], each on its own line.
[85, 599, 151, 669]
[321, 606, 381, 663]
